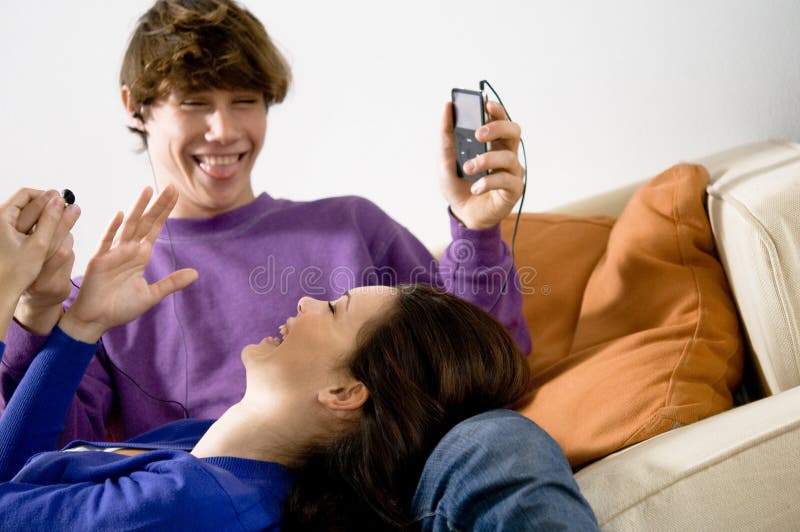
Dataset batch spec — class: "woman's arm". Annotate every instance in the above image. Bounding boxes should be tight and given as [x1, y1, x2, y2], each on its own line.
[0, 186, 197, 478]
[0, 189, 66, 340]
[0, 330, 97, 480]
[0, 450, 285, 530]
[59, 186, 197, 345]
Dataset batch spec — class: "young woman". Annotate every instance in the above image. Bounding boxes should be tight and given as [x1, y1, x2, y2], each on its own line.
[0, 187, 597, 530]
[2, 0, 532, 450]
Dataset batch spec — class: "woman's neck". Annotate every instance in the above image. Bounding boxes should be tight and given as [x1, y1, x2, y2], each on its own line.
[190, 401, 321, 467]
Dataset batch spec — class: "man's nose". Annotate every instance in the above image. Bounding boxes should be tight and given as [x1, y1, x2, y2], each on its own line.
[205, 107, 240, 144]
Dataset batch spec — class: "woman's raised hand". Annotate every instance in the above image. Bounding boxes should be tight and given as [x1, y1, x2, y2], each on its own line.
[60, 186, 198, 343]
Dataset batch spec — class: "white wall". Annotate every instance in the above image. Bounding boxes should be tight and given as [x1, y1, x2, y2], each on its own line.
[1, 0, 798, 275]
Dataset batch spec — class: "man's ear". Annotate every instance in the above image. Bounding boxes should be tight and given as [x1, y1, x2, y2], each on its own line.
[121, 85, 145, 131]
[318, 380, 369, 418]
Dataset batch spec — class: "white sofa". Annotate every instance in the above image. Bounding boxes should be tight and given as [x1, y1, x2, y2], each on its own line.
[556, 140, 800, 531]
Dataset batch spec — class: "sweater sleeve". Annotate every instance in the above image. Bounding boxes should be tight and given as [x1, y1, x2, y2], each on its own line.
[0, 328, 98, 481]
[0, 284, 114, 446]
[0, 451, 286, 531]
[375, 208, 531, 355]
[0, 320, 49, 407]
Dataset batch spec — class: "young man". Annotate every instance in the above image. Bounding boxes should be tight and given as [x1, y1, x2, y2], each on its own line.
[1, 0, 530, 444]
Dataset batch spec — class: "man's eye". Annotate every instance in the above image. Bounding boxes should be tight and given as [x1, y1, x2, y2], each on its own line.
[234, 99, 258, 105]
[181, 101, 206, 107]
[328, 301, 336, 315]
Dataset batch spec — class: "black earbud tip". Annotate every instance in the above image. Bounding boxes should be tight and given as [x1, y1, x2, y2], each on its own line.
[61, 189, 76, 205]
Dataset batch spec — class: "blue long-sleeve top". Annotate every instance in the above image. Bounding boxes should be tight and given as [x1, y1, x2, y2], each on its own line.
[0, 330, 292, 531]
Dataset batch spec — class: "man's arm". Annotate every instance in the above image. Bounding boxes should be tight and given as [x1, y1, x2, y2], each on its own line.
[370, 209, 531, 354]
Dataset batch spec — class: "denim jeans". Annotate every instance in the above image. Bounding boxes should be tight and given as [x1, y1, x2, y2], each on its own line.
[411, 409, 599, 531]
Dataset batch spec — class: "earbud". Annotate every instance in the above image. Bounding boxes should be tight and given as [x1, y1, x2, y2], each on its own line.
[61, 189, 75, 205]
[132, 109, 148, 146]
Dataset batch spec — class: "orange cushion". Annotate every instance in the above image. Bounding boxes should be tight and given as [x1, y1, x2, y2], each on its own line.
[503, 163, 744, 469]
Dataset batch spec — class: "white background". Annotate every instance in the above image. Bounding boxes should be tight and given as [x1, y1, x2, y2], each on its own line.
[1, 1, 798, 275]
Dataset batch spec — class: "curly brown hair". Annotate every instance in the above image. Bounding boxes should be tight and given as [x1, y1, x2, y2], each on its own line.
[120, 0, 291, 141]
[283, 284, 534, 530]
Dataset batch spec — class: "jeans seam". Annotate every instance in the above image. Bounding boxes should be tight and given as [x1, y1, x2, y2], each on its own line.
[414, 509, 463, 532]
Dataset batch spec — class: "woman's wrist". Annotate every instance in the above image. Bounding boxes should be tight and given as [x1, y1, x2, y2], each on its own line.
[0, 291, 23, 341]
[58, 309, 106, 344]
[13, 298, 64, 335]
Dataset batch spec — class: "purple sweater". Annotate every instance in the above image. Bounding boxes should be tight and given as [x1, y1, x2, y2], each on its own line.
[1, 193, 530, 443]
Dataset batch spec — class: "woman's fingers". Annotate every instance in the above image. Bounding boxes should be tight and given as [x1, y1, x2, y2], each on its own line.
[12, 189, 58, 233]
[149, 268, 199, 304]
[117, 187, 154, 243]
[95, 211, 124, 256]
[137, 186, 178, 242]
[23, 195, 64, 260]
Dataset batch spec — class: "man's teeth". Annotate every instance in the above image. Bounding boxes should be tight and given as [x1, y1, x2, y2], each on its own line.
[279, 324, 287, 338]
[198, 155, 239, 166]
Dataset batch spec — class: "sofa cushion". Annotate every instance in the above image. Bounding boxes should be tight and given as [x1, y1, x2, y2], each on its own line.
[503, 213, 615, 365]
[704, 140, 800, 394]
[503, 163, 744, 468]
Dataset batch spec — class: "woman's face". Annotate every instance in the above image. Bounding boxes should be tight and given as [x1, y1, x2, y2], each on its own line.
[133, 88, 267, 218]
[241, 285, 397, 401]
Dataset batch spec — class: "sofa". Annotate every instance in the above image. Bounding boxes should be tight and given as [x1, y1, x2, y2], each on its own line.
[503, 139, 800, 531]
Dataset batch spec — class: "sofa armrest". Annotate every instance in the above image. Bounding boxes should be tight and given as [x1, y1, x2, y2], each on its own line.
[547, 140, 794, 218]
[573, 385, 800, 531]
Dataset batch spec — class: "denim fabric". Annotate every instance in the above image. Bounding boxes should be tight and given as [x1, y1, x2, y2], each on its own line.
[412, 410, 599, 531]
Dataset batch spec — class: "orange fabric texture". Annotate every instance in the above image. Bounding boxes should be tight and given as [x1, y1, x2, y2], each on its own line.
[503, 163, 744, 469]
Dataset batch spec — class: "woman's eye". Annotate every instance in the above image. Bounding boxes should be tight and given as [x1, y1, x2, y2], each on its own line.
[328, 301, 336, 315]
[234, 99, 258, 105]
[181, 101, 206, 107]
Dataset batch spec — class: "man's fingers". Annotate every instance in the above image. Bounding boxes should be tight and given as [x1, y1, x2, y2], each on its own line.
[476, 119, 521, 146]
[464, 150, 524, 180]
[470, 171, 524, 199]
[440, 102, 456, 153]
[485, 100, 509, 122]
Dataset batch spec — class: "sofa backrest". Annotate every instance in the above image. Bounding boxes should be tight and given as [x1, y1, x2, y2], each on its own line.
[700, 140, 800, 395]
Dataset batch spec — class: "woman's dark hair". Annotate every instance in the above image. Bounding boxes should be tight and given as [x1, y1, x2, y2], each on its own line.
[120, 0, 291, 143]
[283, 284, 534, 531]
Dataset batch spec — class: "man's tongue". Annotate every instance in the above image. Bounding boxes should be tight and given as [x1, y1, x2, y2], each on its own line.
[197, 155, 240, 180]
